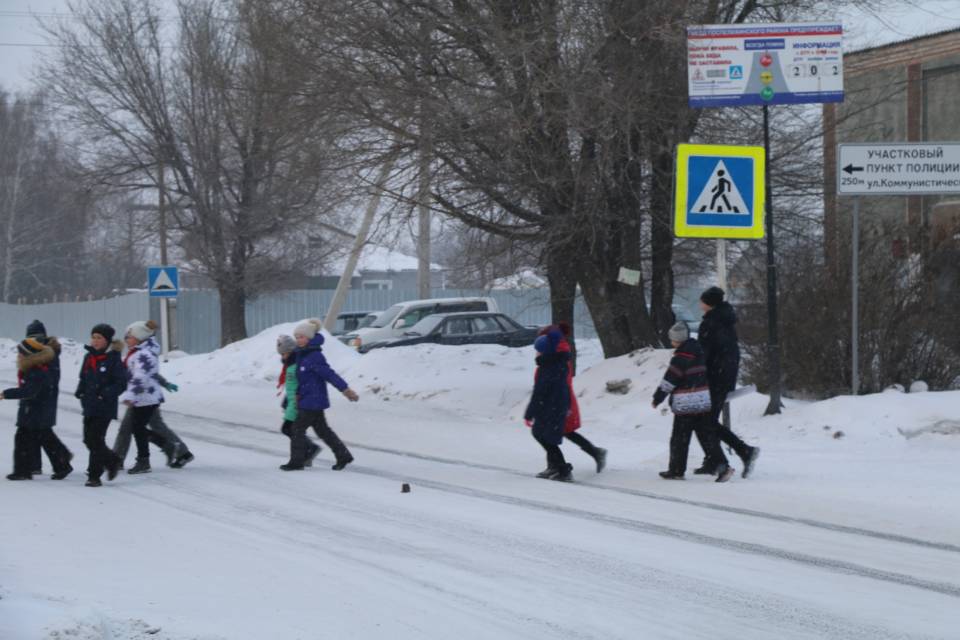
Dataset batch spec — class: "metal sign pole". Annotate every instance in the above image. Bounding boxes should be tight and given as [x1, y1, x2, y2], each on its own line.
[851, 196, 860, 395]
[160, 297, 170, 359]
[762, 104, 782, 415]
[717, 238, 733, 429]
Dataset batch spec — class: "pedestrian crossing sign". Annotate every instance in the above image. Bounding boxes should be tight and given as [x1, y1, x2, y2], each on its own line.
[674, 143, 765, 239]
[148, 266, 179, 298]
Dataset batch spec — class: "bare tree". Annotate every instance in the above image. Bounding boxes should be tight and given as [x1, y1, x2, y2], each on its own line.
[275, 0, 886, 357]
[41, 0, 346, 343]
[0, 91, 88, 302]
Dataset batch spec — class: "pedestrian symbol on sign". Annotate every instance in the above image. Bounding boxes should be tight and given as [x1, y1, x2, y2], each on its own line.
[690, 161, 750, 215]
[729, 65, 743, 79]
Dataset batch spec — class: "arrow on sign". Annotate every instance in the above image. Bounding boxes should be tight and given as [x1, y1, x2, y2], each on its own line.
[843, 164, 865, 175]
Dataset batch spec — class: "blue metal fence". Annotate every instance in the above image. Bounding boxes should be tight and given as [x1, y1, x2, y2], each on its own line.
[1, 289, 596, 354]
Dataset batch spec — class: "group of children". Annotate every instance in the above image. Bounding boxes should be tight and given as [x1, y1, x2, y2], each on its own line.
[4, 319, 194, 486]
[6, 287, 758, 487]
[523, 287, 759, 483]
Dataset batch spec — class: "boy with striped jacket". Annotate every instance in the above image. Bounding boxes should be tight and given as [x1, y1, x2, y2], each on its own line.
[652, 323, 734, 482]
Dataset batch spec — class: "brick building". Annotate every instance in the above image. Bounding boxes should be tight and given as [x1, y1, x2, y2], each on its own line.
[823, 28, 960, 267]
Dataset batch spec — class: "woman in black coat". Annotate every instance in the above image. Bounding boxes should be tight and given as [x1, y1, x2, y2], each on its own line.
[524, 328, 573, 482]
[2, 338, 73, 480]
[75, 323, 126, 487]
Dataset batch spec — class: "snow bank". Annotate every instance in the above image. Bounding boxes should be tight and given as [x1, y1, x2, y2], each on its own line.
[0, 593, 217, 640]
[161, 322, 360, 387]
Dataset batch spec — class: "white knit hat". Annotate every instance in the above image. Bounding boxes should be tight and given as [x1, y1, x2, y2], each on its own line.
[293, 318, 322, 340]
[668, 322, 689, 343]
[126, 320, 158, 342]
[276, 334, 297, 354]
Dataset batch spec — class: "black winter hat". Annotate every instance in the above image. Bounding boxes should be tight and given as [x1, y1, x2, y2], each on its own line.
[91, 323, 116, 342]
[700, 286, 725, 308]
[26, 319, 47, 339]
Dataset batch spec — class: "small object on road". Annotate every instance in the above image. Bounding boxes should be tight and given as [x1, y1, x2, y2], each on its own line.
[401, 483, 411, 493]
[605, 379, 632, 395]
[833, 430, 845, 439]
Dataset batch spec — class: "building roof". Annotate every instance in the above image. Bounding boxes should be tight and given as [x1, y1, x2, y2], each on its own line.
[326, 244, 443, 275]
[848, 26, 960, 58]
[845, 26, 960, 74]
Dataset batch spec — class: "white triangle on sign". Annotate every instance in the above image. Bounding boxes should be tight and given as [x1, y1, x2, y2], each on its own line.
[152, 269, 176, 291]
[689, 160, 750, 215]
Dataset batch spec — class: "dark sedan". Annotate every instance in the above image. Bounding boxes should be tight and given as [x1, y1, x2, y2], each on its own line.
[359, 312, 539, 352]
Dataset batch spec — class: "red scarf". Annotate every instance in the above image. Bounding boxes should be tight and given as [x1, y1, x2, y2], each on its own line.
[123, 346, 138, 368]
[17, 364, 49, 386]
[84, 352, 108, 373]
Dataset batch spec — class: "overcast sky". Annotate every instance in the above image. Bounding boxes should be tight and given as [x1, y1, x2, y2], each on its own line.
[0, 0, 959, 92]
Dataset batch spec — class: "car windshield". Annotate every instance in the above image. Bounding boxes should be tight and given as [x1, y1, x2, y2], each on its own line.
[406, 314, 446, 335]
[371, 304, 403, 328]
[358, 313, 380, 329]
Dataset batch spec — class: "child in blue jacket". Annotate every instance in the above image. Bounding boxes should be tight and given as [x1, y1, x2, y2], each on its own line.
[281, 319, 358, 471]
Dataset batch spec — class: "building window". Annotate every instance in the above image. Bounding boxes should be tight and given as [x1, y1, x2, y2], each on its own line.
[361, 280, 393, 291]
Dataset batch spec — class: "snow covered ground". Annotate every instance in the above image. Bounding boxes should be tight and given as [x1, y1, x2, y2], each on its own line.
[1, 326, 958, 639]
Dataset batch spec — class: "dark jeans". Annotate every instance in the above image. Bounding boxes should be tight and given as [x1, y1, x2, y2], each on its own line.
[287, 410, 351, 466]
[281, 420, 319, 457]
[670, 414, 728, 476]
[697, 389, 752, 470]
[83, 416, 119, 480]
[565, 431, 599, 457]
[14, 427, 72, 476]
[534, 433, 567, 470]
[129, 405, 160, 461]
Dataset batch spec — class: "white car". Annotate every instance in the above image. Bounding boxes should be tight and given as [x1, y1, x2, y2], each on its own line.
[339, 297, 499, 351]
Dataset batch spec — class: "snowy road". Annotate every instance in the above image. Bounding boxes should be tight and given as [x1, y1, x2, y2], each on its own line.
[2, 401, 958, 639]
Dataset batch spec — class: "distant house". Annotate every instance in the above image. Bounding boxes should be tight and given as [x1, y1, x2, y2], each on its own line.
[487, 267, 547, 290]
[310, 245, 446, 291]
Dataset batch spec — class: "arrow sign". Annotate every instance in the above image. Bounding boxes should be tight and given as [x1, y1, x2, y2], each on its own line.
[837, 143, 960, 196]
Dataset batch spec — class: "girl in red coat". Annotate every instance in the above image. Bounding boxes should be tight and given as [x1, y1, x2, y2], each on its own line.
[537, 324, 607, 473]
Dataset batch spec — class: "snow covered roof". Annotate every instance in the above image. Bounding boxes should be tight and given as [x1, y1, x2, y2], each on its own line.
[488, 268, 547, 290]
[326, 245, 443, 275]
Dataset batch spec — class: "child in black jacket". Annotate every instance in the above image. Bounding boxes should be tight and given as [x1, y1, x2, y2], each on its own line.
[653, 323, 733, 482]
[2, 338, 73, 480]
[75, 323, 126, 486]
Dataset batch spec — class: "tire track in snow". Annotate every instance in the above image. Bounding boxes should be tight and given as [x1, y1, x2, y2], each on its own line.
[156, 406, 960, 555]
[32, 380, 955, 555]
[115, 466, 940, 640]
[79, 413, 960, 601]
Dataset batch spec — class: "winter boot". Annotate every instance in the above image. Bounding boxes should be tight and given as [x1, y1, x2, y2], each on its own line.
[106, 457, 121, 481]
[592, 448, 608, 473]
[304, 444, 322, 468]
[51, 464, 73, 480]
[536, 467, 560, 479]
[85, 478, 103, 487]
[552, 463, 574, 483]
[331, 454, 354, 471]
[279, 462, 305, 471]
[127, 458, 151, 475]
[165, 443, 183, 467]
[6, 473, 32, 481]
[715, 463, 735, 483]
[741, 447, 760, 479]
[692, 466, 714, 475]
[31, 467, 42, 475]
[659, 470, 685, 480]
[169, 451, 195, 469]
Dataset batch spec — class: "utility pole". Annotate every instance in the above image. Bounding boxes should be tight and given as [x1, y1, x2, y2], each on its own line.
[416, 130, 432, 299]
[416, 20, 433, 300]
[323, 157, 398, 333]
[158, 158, 171, 358]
